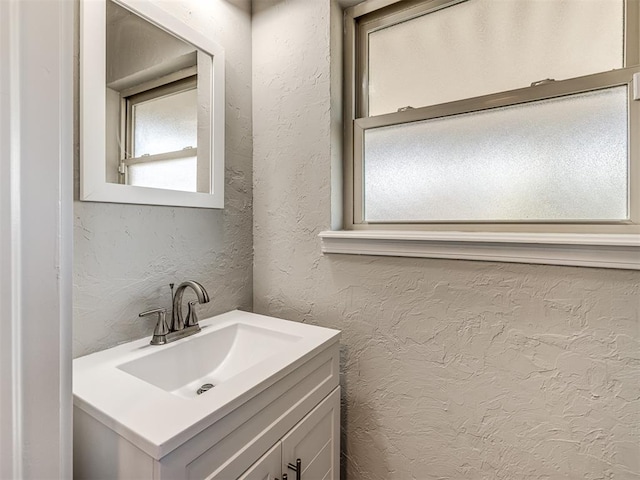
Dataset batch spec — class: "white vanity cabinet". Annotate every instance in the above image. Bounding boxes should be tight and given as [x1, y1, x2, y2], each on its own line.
[280, 386, 340, 480]
[238, 443, 281, 480]
[237, 387, 340, 480]
[73, 312, 340, 480]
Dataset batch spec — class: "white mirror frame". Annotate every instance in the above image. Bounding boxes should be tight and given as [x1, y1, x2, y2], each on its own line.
[80, 0, 225, 208]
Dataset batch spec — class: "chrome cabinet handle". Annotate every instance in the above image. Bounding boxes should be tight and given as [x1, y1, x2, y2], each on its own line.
[287, 459, 301, 480]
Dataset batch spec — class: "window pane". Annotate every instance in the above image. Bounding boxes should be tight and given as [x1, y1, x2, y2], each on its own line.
[133, 88, 197, 156]
[364, 87, 628, 222]
[368, 0, 624, 116]
[128, 156, 197, 192]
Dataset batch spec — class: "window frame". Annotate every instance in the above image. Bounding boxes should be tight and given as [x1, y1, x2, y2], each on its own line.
[343, 0, 640, 235]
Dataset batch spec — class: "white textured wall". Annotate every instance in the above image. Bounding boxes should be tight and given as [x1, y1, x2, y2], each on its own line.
[252, 1, 640, 478]
[74, 0, 253, 357]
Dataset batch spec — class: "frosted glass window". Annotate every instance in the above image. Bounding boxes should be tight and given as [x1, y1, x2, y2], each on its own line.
[368, 0, 624, 116]
[128, 156, 197, 192]
[133, 88, 197, 156]
[364, 87, 628, 222]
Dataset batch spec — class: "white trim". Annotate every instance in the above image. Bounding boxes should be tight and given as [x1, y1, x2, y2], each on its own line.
[80, 0, 225, 209]
[350, 0, 405, 17]
[0, 0, 73, 477]
[59, 0, 74, 474]
[1, 0, 23, 476]
[319, 231, 640, 270]
[11, 0, 23, 470]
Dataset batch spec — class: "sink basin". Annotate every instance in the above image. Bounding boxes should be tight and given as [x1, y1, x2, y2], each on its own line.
[73, 310, 340, 459]
[117, 323, 302, 399]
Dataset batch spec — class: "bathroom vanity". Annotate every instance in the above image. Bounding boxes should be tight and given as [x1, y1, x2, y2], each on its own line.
[73, 310, 340, 479]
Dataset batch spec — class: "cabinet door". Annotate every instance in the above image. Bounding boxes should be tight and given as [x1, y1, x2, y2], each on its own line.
[238, 442, 282, 480]
[281, 387, 340, 480]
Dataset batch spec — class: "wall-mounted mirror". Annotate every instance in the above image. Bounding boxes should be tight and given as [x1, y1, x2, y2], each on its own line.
[80, 0, 225, 208]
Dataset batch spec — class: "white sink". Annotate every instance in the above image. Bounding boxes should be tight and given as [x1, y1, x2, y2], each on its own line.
[117, 323, 302, 399]
[73, 310, 340, 459]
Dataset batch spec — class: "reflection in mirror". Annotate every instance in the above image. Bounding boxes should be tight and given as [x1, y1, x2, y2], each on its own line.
[106, 0, 199, 192]
[80, 0, 224, 208]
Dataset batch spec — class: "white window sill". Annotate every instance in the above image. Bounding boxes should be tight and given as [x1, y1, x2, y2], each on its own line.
[319, 231, 640, 270]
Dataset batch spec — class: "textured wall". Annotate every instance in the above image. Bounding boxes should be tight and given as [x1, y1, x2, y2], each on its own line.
[252, 0, 640, 478]
[74, 0, 253, 357]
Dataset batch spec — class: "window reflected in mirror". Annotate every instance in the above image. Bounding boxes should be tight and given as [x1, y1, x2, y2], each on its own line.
[106, 0, 202, 192]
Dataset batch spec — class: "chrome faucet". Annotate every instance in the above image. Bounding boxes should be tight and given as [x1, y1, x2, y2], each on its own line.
[171, 280, 210, 331]
[139, 280, 210, 345]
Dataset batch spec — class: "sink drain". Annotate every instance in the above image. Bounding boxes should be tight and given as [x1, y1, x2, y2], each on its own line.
[197, 383, 215, 395]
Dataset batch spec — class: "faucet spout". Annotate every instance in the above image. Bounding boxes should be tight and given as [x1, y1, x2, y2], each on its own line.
[171, 280, 210, 331]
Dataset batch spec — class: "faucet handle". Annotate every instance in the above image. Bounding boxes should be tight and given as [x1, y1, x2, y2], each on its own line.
[139, 308, 169, 345]
[184, 301, 201, 329]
